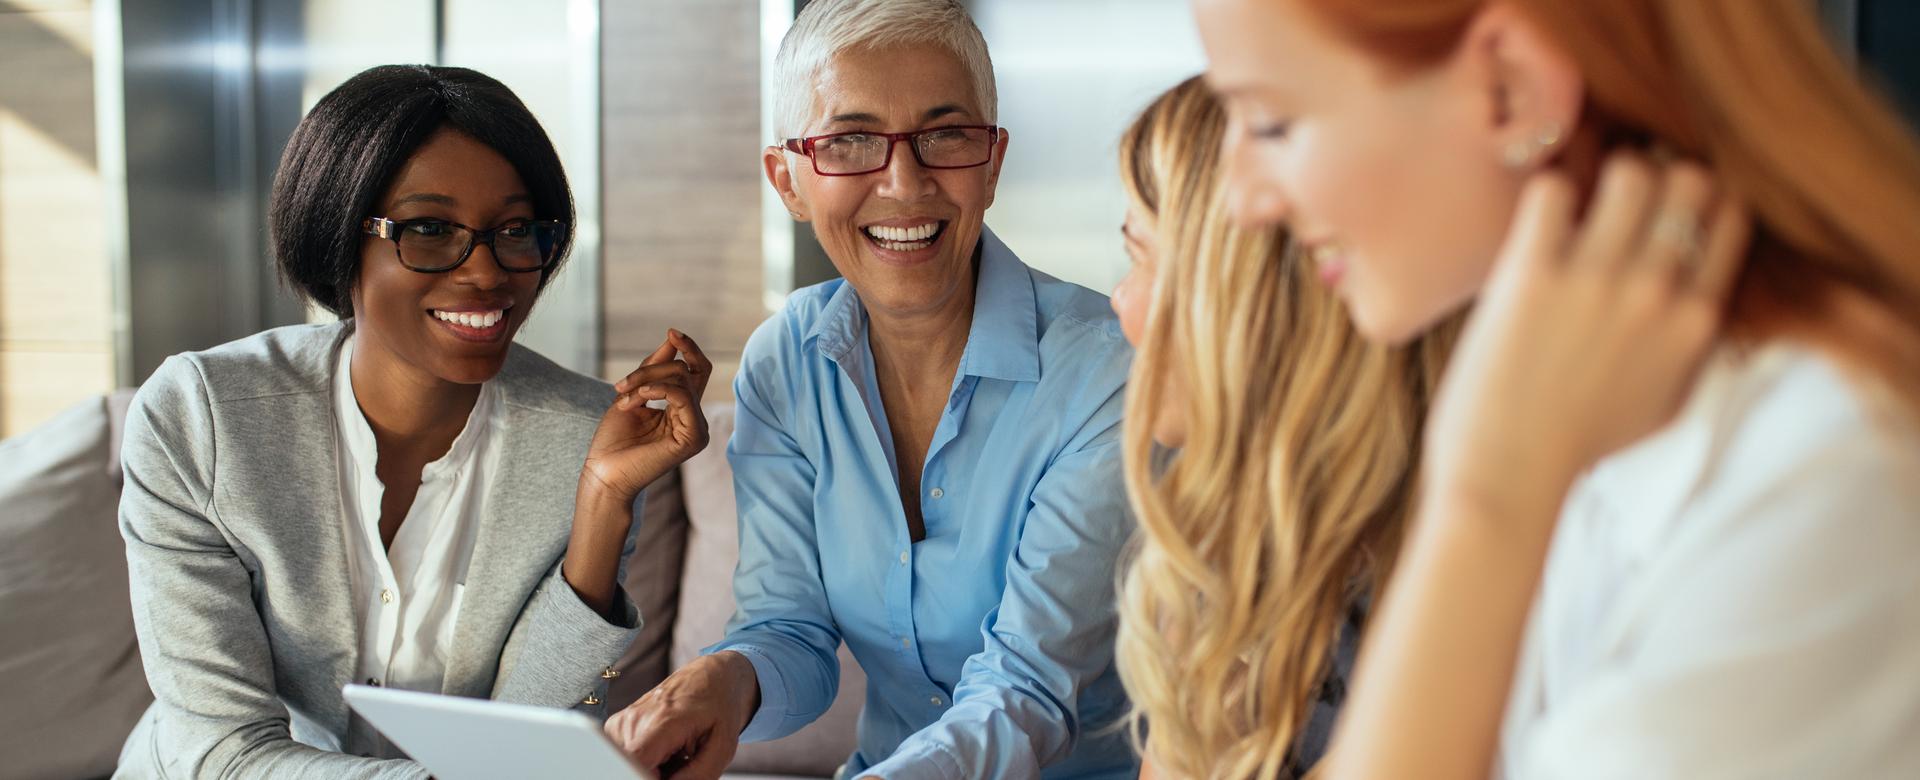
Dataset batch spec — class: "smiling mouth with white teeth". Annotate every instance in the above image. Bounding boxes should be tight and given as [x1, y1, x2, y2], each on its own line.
[863, 221, 946, 252]
[429, 307, 510, 341]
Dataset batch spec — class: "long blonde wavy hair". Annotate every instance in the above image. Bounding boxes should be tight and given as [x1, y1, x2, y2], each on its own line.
[1113, 77, 1461, 778]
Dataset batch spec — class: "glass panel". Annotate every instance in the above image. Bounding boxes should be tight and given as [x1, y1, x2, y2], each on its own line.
[440, 0, 602, 373]
[973, 0, 1206, 293]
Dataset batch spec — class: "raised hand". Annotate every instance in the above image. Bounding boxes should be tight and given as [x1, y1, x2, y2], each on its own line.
[1326, 154, 1757, 780]
[583, 329, 714, 501]
[1423, 154, 1752, 514]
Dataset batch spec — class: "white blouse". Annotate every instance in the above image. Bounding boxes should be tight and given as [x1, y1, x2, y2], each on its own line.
[333, 336, 503, 696]
[1499, 346, 1920, 779]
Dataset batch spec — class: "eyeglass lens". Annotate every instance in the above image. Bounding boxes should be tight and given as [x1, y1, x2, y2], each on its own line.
[812, 127, 995, 175]
[395, 220, 561, 271]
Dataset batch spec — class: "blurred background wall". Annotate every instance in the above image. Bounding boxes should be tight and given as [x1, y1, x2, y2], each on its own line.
[0, 0, 111, 438]
[0, 0, 1911, 439]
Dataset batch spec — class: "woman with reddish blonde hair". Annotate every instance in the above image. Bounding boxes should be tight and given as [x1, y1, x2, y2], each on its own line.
[1184, 0, 1920, 777]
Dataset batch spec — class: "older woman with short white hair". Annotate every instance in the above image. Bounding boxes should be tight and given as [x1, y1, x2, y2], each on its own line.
[603, 1, 1137, 778]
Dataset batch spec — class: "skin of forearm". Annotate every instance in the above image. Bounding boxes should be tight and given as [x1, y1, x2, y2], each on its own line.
[561, 481, 637, 620]
[1323, 474, 1573, 780]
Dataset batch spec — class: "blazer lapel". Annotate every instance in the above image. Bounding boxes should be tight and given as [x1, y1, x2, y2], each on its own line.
[266, 392, 360, 733]
[440, 374, 589, 698]
[213, 324, 359, 735]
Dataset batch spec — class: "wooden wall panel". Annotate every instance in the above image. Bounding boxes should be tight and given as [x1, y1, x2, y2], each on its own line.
[600, 0, 770, 401]
[0, 2, 113, 438]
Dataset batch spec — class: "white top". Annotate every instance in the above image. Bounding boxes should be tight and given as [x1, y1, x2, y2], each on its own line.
[1499, 346, 1920, 779]
[333, 336, 502, 696]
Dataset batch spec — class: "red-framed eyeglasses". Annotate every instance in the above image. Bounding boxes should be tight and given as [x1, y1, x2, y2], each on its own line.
[782, 124, 1000, 176]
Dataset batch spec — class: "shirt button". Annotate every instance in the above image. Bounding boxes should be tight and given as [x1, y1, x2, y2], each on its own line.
[899, 551, 909, 565]
[929, 487, 944, 499]
[901, 637, 911, 649]
[379, 589, 393, 605]
[582, 693, 602, 706]
[931, 696, 944, 706]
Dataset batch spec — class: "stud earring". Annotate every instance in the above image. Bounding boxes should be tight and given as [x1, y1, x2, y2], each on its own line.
[1503, 122, 1564, 170]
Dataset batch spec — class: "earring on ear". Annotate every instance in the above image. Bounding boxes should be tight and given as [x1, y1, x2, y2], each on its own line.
[1503, 122, 1564, 170]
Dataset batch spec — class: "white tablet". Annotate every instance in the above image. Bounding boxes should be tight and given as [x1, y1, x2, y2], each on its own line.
[343, 684, 659, 780]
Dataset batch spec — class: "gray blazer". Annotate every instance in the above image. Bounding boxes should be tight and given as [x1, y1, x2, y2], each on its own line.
[115, 322, 644, 779]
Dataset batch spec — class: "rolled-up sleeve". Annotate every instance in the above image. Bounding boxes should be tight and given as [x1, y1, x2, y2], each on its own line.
[706, 348, 845, 742]
[864, 395, 1134, 780]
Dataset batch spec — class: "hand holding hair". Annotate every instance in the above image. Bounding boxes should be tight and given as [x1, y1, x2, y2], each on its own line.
[1328, 153, 1753, 780]
[1423, 154, 1752, 515]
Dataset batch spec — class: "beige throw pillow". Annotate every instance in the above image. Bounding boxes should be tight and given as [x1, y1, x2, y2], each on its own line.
[0, 393, 153, 779]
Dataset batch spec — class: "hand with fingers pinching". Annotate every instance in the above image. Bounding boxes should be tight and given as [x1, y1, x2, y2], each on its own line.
[1423, 154, 1753, 517]
[563, 328, 714, 620]
[584, 328, 715, 502]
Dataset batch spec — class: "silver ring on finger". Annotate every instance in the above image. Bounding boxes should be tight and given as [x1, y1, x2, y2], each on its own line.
[1650, 211, 1707, 267]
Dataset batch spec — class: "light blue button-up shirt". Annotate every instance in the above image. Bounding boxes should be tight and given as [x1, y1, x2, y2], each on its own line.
[709, 229, 1138, 779]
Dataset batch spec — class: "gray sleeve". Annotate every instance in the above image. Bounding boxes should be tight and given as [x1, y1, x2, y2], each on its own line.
[490, 492, 648, 717]
[118, 356, 427, 780]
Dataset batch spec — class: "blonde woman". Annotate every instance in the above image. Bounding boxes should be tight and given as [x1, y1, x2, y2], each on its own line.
[1108, 77, 1458, 779]
[1191, 0, 1920, 777]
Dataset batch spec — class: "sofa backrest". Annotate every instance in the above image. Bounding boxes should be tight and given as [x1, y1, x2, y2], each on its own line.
[0, 391, 153, 779]
[611, 404, 865, 777]
[609, 465, 689, 703]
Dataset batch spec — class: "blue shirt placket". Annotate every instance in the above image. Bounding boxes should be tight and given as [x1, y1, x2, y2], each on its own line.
[829, 320, 929, 693]
[845, 315, 984, 704]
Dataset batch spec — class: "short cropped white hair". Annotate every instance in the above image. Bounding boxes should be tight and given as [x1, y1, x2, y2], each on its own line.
[773, 0, 998, 141]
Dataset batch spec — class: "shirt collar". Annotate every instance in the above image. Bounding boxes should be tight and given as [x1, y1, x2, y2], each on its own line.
[957, 228, 1041, 382]
[804, 226, 1041, 384]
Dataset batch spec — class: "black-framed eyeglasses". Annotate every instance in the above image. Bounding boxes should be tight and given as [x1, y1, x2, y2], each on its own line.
[362, 217, 566, 273]
[782, 124, 1000, 176]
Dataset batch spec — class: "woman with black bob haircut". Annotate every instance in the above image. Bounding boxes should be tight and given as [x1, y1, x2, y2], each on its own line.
[116, 64, 710, 778]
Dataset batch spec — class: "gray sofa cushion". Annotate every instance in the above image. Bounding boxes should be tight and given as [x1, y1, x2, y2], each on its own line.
[0, 393, 152, 780]
[673, 404, 864, 778]
[608, 465, 691, 711]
